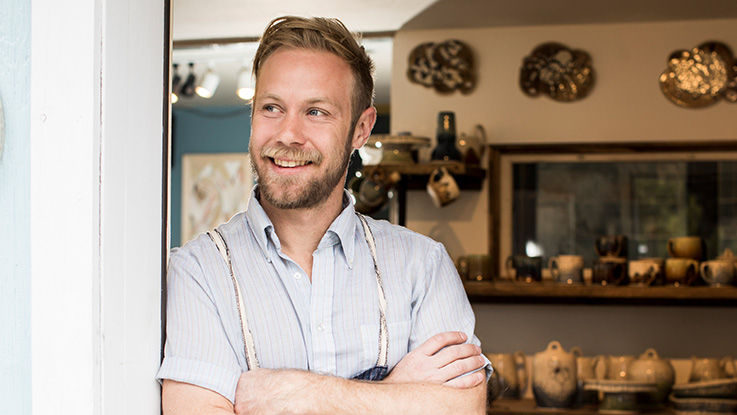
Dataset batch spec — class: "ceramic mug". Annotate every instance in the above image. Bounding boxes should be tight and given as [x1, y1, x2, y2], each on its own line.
[629, 258, 664, 286]
[667, 236, 705, 260]
[571, 347, 603, 406]
[700, 260, 735, 287]
[592, 259, 628, 286]
[665, 258, 699, 286]
[467, 254, 492, 281]
[549, 255, 584, 285]
[595, 235, 628, 258]
[604, 355, 635, 380]
[689, 356, 736, 382]
[426, 166, 460, 208]
[487, 351, 528, 399]
[506, 255, 543, 283]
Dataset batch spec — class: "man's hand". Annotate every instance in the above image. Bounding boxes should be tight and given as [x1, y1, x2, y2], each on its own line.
[384, 331, 486, 388]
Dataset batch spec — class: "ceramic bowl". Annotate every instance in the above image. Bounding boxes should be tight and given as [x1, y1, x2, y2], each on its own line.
[669, 393, 737, 415]
[584, 380, 657, 414]
[672, 378, 737, 399]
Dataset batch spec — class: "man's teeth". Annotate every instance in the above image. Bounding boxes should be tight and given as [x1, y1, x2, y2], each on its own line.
[273, 158, 309, 168]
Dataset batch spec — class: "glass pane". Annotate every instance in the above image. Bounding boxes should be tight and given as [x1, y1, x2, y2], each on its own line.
[512, 160, 737, 266]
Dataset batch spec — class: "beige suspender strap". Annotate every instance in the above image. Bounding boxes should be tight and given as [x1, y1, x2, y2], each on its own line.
[207, 229, 260, 370]
[357, 214, 389, 368]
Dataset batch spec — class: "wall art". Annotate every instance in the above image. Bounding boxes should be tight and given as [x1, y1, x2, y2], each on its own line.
[407, 39, 476, 94]
[519, 42, 595, 102]
[659, 41, 737, 108]
[181, 153, 253, 244]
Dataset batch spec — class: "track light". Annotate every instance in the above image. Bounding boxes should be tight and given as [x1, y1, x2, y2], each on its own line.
[236, 68, 255, 101]
[180, 63, 197, 98]
[171, 63, 181, 104]
[195, 66, 220, 99]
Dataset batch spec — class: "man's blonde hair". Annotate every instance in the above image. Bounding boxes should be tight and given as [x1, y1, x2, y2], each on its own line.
[253, 16, 375, 125]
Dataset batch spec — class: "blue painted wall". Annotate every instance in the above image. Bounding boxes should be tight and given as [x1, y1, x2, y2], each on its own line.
[0, 0, 31, 412]
[170, 106, 251, 247]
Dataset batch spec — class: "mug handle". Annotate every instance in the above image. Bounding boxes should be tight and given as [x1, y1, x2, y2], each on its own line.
[611, 263, 626, 286]
[721, 356, 737, 378]
[685, 263, 699, 286]
[701, 263, 714, 285]
[593, 355, 606, 380]
[642, 265, 658, 286]
[548, 257, 559, 280]
[595, 239, 604, 257]
[513, 351, 528, 397]
[667, 239, 675, 257]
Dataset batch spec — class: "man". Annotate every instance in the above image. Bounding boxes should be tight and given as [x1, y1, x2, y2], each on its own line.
[158, 16, 490, 414]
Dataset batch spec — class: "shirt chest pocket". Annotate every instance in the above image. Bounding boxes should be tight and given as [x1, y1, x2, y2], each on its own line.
[359, 320, 412, 371]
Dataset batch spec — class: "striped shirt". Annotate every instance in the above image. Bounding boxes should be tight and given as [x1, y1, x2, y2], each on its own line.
[157, 189, 489, 403]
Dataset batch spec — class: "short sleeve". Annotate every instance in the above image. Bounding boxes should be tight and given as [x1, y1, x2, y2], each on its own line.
[156, 247, 242, 403]
[408, 242, 493, 380]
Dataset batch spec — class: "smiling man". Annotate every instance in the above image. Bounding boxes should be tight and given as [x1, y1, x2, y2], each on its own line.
[158, 16, 490, 414]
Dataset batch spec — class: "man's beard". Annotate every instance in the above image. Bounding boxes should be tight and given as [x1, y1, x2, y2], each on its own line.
[252, 138, 352, 210]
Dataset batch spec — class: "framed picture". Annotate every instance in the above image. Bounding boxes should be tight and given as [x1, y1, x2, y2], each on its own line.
[181, 153, 254, 244]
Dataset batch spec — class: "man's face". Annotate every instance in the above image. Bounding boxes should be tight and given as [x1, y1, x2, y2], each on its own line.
[250, 48, 365, 210]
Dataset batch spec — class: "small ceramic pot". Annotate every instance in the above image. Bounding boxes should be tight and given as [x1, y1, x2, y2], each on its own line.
[532, 341, 577, 408]
[487, 351, 528, 399]
[667, 236, 705, 260]
[700, 260, 735, 287]
[627, 348, 675, 404]
[689, 357, 735, 382]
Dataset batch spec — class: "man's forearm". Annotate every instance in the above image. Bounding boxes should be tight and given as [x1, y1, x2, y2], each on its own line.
[235, 369, 487, 415]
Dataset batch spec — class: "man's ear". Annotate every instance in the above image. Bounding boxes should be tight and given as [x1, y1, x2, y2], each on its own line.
[351, 106, 377, 149]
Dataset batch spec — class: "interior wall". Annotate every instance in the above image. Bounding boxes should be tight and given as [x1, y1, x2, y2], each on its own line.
[391, 19, 737, 358]
[170, 106, 251, 247]
[0, 0, 31, 412]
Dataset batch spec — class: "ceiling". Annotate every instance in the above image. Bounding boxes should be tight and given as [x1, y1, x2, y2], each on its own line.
[171, 0, 737, 108]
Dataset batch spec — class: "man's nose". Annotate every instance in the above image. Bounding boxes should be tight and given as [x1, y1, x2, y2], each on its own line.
[276, 113, 306, 146]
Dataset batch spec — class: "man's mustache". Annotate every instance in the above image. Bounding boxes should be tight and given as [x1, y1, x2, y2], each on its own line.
[261, 144, 323, 165]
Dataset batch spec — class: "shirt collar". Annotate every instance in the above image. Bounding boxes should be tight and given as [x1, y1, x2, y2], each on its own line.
[244, 186, 359, 268]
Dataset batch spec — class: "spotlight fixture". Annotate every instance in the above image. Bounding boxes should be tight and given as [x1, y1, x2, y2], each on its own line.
[236, 67, 255, 101]
[171, 63, 181, 104]
[195, 65, 220, 99]
[180, 63, 197, 98]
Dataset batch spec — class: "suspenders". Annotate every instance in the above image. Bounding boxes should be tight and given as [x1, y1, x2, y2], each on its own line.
[207, 213, 389, 371]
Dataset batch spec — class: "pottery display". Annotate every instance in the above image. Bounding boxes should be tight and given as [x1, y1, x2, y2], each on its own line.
[690, 357, 737, 382]
[506, 255, 543, 283]
[487, 351, 528, 399]
[668, 236, 706, 261]
[673, 378, 737, 399]
[701, 259, 736, 287]
[549, 255, 584, 285]
[628, 348, 675, 404]
[665, 258, 700, 286]
[629, 258, 664, 286]
[584, 379, 657, 414]
[571, 347, 602, 406]
[532, 341, 577, 408]
[595, 235, 628, 258]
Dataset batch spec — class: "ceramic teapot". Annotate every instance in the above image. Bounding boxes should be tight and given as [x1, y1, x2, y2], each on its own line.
[532, 341, 577, 408]
[627, 348, 675, 403]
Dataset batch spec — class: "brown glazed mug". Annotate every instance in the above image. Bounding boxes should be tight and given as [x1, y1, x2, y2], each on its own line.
[629, 258, 664, 286]
[549, 255, 584, 285]
[595, 235, 628, 258]
[592, 258, 628, 286]
[667, 236, 705, 260]
[665, 258, 699, 286]
[506, 255, 543, 283]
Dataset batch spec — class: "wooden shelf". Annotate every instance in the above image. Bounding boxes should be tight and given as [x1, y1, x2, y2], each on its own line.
[465, 281, 737, 306]
[363, 161, 486, 190]
[488, 399, 674, 415]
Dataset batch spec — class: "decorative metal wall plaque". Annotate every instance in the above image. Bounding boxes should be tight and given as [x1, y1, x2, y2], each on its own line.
[659, 41, 737, 108]
[519, 42, 595, 102]
[407, 39, 476, 94]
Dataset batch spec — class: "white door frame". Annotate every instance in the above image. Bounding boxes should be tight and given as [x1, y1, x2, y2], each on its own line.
[30, 0, 168, 413]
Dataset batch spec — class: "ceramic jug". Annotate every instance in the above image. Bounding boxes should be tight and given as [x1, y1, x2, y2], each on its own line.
[627, 348, 675, 404]
[487, 351, 528, 399]
[532, 341, 577, 408]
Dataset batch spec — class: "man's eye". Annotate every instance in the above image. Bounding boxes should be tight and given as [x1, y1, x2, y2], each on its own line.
[264, 104, 278, 112]
[308, 108, 325, 116]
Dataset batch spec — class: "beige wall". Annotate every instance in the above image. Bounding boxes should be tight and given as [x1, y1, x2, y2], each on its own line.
[391, 19, 737, 357]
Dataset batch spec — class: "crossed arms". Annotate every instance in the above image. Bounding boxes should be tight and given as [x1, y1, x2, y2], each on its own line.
[162, 331, 488, 415]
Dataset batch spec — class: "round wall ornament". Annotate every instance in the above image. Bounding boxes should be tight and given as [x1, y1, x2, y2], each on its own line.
[519, 42, 595, 102]
[406, 39, 476, 94]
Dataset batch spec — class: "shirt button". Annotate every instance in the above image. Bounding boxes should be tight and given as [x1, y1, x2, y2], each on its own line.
[317, 323, 325, 332]
[293, 272, 301, 280]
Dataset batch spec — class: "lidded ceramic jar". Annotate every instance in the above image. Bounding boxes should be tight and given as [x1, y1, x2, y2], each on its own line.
[627, 348, 675, 403]
[532, 341, 577, 408]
